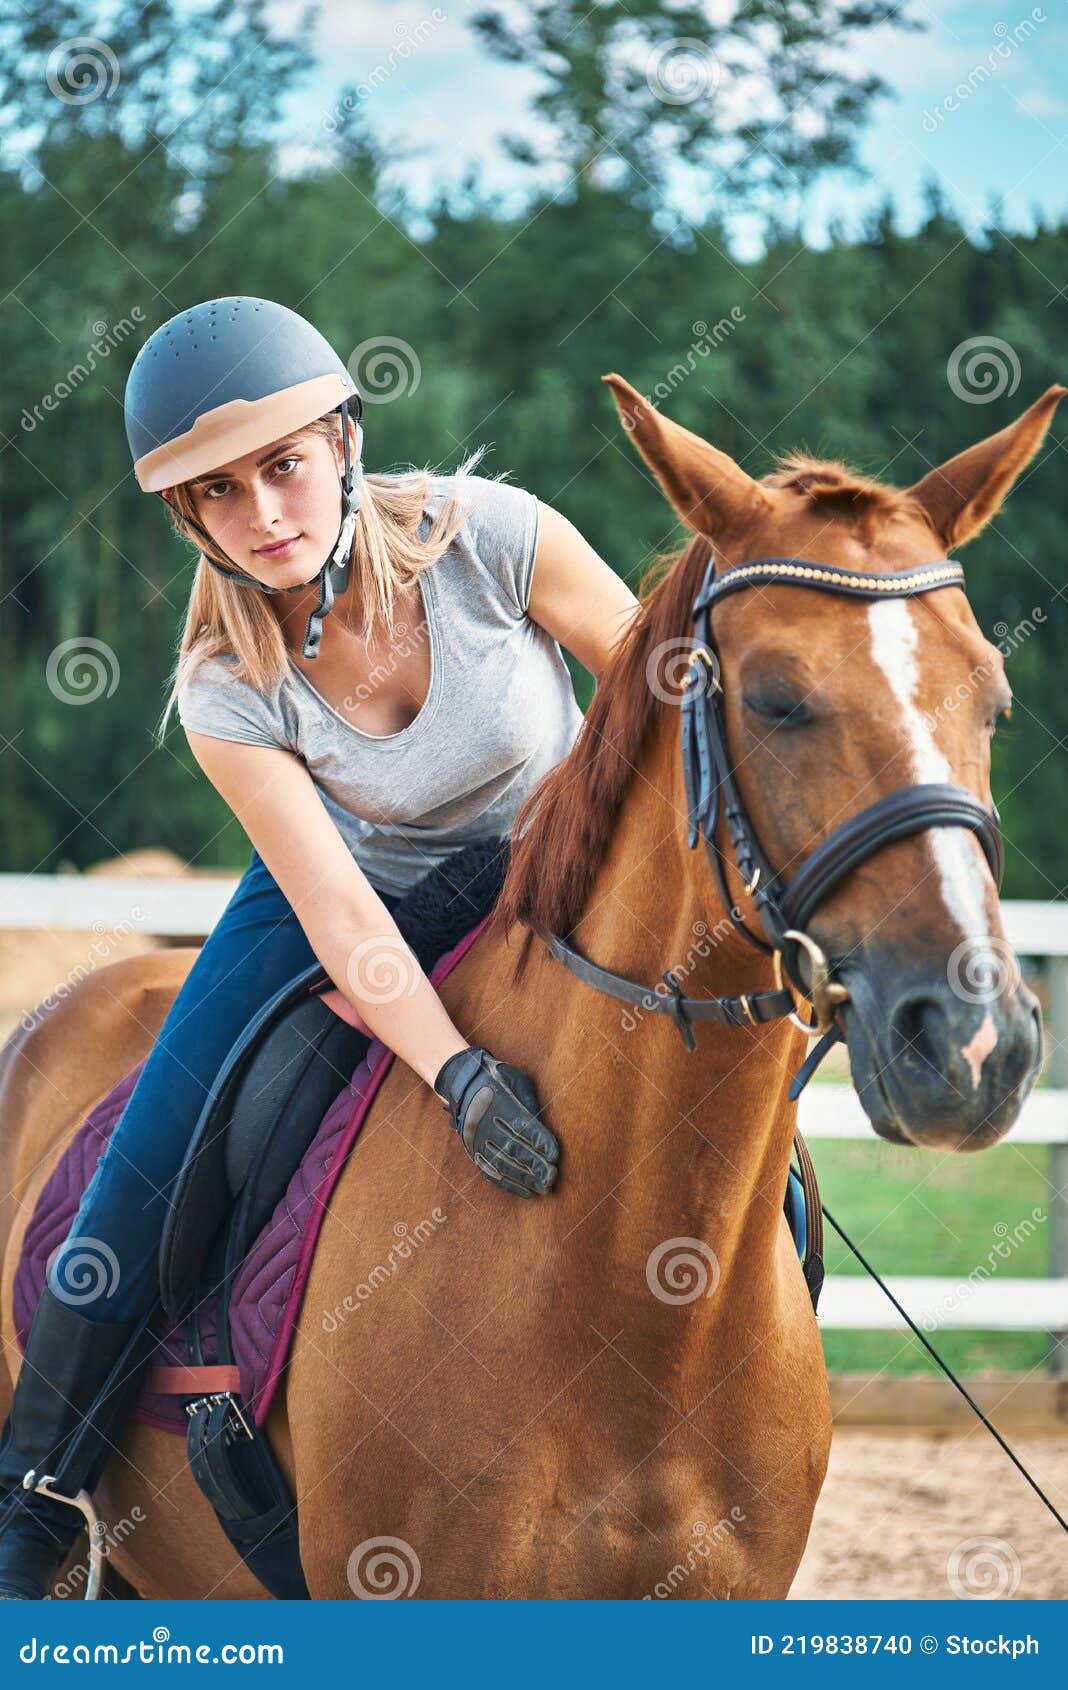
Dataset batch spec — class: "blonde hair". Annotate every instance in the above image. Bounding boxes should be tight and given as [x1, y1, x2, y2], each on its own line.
[156, 412, 493, 740]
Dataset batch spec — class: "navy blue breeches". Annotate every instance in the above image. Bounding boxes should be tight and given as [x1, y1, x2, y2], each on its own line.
[48, 849, 400, 1322]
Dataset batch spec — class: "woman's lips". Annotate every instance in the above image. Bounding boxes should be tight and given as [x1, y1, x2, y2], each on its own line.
[255, 535, 301, 558]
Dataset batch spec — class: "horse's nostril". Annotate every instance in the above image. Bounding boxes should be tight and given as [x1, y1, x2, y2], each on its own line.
[891, 993, 945, 1076]
[1026, 996, 1044, 1077]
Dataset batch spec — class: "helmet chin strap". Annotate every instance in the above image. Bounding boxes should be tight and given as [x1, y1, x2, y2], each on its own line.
[181, 399, 364, 660]
[298, 440, 362, 660]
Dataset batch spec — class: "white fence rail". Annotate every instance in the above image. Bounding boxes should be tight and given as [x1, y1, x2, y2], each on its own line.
[798, 1085, 1068, 1335]
[3, 879, 1067, 1356]
[818, 1276, 1068, 1331]
[0, 874, 238, 937]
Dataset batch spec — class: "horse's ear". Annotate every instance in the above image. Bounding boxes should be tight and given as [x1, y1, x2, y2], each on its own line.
[908, 385, 1066, 549]
[602, 373, 768, 540]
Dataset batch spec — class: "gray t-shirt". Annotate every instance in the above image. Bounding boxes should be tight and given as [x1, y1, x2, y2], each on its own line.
[176, 473, 584, 895]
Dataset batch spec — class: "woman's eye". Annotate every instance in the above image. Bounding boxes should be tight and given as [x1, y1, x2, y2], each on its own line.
[199, 457, 298, 501]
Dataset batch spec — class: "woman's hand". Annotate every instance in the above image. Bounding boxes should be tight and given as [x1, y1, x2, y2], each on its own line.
[433, 1047, 560, 1197]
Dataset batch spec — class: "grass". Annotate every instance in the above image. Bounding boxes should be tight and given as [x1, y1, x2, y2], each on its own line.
[809, 1121, 1055, 1376]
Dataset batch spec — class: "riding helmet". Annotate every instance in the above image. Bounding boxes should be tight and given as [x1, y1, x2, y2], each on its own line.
[123, 297, 364, 658]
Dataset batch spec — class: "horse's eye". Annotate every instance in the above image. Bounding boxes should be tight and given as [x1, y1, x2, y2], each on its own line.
[743, 690, 811, 728]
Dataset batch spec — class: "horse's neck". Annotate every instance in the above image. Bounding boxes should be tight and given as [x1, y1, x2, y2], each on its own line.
[560, 727, 803, 1300]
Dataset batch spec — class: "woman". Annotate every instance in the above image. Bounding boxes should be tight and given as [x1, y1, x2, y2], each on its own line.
[0, 297, 638, 1599]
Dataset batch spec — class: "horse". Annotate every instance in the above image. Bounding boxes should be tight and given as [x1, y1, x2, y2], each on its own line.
[0, 375, 1060, 1599]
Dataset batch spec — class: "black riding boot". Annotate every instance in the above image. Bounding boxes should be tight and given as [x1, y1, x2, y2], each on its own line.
[0, 1286, 155, 1599]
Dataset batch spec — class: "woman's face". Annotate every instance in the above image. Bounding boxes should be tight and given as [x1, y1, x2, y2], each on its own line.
[184, 424, 350, 590]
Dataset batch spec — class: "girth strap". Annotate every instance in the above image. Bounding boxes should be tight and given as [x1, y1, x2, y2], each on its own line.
[185, 1392, 310, 1598]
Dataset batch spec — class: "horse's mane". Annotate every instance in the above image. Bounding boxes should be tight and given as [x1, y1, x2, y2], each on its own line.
[488, 531, 712, 965]
[489, 456, 921, 965]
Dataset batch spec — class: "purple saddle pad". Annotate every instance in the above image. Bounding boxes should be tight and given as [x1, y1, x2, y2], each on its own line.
[13, 919, 488, 1435]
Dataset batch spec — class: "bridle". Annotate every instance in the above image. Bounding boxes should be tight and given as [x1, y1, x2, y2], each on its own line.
[536, 544, 1004, 1098]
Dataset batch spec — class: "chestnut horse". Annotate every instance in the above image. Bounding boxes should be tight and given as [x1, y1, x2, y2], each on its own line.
[0, 377, 1060, 1599]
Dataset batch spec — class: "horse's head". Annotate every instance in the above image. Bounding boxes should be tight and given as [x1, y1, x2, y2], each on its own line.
[604, 373, 1064, 1153]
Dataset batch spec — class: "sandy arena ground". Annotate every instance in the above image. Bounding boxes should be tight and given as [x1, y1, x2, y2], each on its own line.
[794, 1426, 1068, 1599]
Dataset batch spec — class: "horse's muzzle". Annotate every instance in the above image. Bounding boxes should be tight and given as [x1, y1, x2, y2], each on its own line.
[833, 943, 1043, 1152]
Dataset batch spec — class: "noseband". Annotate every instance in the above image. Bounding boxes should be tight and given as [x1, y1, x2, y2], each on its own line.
[537, 548, 1003, 1097]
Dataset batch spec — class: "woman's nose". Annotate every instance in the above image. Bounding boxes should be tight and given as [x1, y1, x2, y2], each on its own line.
[246, 477, 283, 532]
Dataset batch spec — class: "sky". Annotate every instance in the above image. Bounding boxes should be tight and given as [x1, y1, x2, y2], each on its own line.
[273, 0, 1068, 258]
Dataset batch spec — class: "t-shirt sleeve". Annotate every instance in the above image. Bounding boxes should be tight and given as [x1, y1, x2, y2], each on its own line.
[458, 475, 541, 619]
[176, 657, 285, 750]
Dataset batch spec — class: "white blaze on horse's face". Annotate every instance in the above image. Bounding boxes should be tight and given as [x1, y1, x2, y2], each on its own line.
[865, 598, 992, 941]
[865, 596, 1002, 1081]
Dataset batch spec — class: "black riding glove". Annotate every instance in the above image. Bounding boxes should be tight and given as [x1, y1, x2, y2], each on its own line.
[433, 1046, 560, 1198]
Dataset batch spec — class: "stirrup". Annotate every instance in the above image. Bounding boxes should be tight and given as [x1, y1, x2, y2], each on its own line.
[21, 1470, 108, 1601]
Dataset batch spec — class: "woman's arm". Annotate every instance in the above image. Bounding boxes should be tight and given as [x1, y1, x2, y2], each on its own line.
[526, 500, 639, 678]
[184, 730, 469, 1087]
